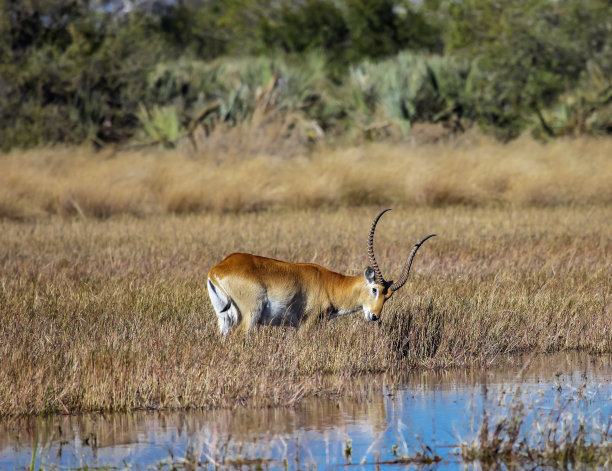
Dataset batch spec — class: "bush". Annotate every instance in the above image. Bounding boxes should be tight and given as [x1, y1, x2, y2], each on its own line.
[445, 0, 612, 138]
[1, 0, 612, 149]
[349, 52, 469, 130]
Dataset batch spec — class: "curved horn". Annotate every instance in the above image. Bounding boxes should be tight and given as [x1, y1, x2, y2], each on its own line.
[389, 234, 436, 292]
[367, 209, 392, 285]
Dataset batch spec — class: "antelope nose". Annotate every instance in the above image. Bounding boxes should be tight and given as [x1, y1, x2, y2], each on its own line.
[371, 314, 378, 321]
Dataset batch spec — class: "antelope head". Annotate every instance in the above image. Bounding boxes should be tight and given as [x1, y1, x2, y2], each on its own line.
[361, 209, 436, 322]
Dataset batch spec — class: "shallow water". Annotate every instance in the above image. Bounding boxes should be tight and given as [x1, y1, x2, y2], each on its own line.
[2, 352, 611, 470]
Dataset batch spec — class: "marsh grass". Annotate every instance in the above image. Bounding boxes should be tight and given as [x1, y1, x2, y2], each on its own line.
[461, 385, 612, 468]
[1, 135, 612, 220]
[0, 205, 610, 417]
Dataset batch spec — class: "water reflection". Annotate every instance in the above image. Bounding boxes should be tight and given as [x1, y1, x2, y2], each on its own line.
[2, 352, 611, 469]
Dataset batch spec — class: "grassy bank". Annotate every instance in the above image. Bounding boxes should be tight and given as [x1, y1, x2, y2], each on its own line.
[0, 203, 610, 416]
[1, 136, 612, 219]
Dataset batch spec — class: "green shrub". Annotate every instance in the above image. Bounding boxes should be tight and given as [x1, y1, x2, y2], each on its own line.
[1, 0, 612, 149]
[349, 52, 469, 130]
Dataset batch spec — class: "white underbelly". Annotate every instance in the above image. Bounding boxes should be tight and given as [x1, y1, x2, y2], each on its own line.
[258, 298, 302, 327]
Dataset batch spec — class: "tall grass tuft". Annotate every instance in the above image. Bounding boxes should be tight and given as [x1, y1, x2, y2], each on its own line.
[461, 386, 612, 468]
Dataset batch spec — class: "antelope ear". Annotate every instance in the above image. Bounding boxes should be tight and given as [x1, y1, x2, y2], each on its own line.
[364, 267, 376, 283]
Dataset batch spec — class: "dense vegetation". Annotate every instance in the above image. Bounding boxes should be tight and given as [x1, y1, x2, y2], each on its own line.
[1, 0, 611, 150]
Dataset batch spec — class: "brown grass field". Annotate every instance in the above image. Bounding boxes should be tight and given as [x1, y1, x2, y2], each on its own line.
[0, 135, 610, 417]
[1, 133, 611, 218]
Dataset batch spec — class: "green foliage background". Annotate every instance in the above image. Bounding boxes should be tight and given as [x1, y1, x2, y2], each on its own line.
[1, 0, 611, 150]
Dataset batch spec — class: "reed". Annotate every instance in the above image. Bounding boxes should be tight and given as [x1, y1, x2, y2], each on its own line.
[461, 386, 612, 468]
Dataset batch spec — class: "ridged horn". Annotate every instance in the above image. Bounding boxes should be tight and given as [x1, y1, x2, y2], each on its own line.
[367, 209, 391, 285]
[389, 234, 436, 292]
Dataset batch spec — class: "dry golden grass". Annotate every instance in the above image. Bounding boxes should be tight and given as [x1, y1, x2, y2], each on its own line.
[1, 134, 611, 219]
[0, 206, 610, 416]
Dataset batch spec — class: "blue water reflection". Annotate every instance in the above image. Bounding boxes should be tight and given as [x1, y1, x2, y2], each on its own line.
[2, 353, 611, 469]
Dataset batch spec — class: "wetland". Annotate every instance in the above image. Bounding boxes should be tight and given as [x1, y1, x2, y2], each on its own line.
[2, 352, 611, 469]
[1, 140, 611, 468]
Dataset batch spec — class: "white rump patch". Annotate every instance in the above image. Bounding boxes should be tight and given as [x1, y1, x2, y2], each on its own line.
[207, 278, 239, 336]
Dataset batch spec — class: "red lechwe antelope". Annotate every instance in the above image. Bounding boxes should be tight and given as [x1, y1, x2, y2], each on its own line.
[207, 209, 435, 336]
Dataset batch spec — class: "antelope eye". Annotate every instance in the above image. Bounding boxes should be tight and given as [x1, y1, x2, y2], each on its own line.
[371, 287, 378, 295]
